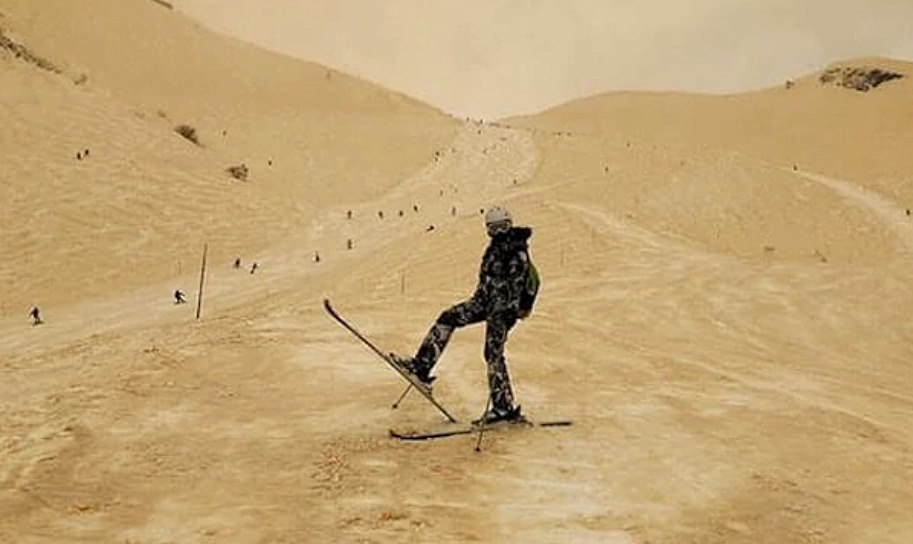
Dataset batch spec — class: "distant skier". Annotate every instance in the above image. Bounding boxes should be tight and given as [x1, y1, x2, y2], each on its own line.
[393, 205, 538, 424]
[233, 257, 241, 269]
[29, 306, 43, 326]
[250, 262, 258, 274]
[174, 289, 187, 304]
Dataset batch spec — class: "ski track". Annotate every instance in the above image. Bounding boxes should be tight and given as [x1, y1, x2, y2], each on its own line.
[791, 168, 913, 254]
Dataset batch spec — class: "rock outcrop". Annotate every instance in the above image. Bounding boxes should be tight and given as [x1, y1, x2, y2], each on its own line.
[819, 65, 903, 92]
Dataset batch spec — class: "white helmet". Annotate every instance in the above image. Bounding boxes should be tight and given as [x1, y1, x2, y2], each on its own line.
[484, 205, 512, 226]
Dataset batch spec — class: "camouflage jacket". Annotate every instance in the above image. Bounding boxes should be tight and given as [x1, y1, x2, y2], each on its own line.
[474, 226, 532, 314]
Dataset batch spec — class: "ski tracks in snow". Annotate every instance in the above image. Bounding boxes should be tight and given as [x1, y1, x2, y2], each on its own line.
[790, 169, 913, 255]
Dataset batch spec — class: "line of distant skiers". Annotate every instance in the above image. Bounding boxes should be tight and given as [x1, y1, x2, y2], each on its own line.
[173, 257, 258, 304]
[28, 256, 262, 325]
[25, 198, 490, 326]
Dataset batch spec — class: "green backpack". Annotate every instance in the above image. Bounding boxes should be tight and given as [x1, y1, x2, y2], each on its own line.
[519, 255, 540, 318]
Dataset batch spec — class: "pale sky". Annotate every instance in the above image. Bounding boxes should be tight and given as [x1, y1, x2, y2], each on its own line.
[173, 1, 913, 119]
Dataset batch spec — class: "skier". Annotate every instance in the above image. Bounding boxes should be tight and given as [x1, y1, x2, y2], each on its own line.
[173, 289, 187, 304]
[29, 306, 43, 325]
[393, 205, 534, 424]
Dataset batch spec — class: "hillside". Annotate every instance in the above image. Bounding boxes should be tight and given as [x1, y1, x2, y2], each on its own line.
[507, 57, 913, 262]
[510, 57, 913, 201]
[0, 0, 457, 313]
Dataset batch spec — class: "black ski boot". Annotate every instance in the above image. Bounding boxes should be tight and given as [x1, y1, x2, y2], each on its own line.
[473, 405, 524, 426]
[389, 353, 435, 390]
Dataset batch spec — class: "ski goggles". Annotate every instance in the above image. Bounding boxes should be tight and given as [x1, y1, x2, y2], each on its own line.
[486, 220, 512, 236]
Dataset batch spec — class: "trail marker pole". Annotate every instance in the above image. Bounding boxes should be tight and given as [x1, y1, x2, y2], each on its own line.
[195, 243, 208, 320]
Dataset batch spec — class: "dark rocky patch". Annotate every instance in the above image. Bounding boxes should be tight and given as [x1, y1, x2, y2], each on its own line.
[819, 66, 903, 92]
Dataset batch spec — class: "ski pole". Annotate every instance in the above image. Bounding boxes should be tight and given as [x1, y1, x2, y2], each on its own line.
[474, 396, 491, 452]
[391, 383, 413, 409]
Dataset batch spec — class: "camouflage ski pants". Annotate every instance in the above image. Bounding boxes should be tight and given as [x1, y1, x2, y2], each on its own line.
[414, 297, 517, 411]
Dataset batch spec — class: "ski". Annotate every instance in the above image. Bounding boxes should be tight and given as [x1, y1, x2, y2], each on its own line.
[389, 419, 573, 441]
[323, 299, 458, 423]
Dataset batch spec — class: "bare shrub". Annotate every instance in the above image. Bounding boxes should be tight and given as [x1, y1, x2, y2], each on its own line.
[174, 124, 201, 145]
[226, 163, 249, 181]
[0, 29, 61, 74]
